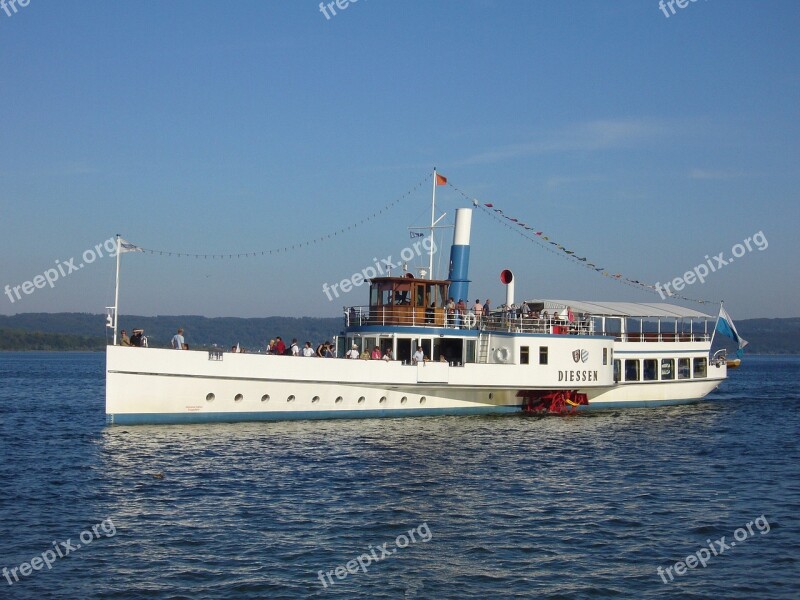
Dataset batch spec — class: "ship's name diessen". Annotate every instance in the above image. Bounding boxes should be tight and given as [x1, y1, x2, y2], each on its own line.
[558, 370, 599, 382]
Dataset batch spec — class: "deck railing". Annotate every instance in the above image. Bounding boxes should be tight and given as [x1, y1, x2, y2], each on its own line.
[344, 306, 710, 342]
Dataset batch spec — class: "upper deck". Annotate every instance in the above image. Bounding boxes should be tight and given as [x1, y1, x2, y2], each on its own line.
[345, 294, 714, 343]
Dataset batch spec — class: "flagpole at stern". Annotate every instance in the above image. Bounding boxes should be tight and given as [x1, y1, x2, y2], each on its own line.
[710, 300, 723, 348]
[113, 234, 121, 346]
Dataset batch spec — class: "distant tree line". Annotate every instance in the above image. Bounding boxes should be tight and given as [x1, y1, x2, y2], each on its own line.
[0, 328, 106, 351]
[0, 313, 343, 352]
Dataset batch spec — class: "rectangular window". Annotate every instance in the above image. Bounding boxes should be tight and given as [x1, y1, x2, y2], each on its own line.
[625, 359, 640, 381]
[661, 359, 675, 380]
[465, 340, 476, 363]
[520, 346, 530, 365]
[603, 348, 608, 365]
[693, 357, 707, 378]
[613, 359, 621, 382]
[415, 284, 425, 308]
[539, 346, 548, 365]
[643, 359, 658, 381]
[678, 358, 690, 379]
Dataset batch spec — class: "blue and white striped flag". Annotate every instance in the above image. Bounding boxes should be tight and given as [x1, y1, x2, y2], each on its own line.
[716, 306, 748, 358]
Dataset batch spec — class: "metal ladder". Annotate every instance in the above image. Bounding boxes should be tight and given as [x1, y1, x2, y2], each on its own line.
[477, 334, 490, 363]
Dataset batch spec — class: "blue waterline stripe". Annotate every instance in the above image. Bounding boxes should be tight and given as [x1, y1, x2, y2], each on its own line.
[108, 405, 522, 425]
[107, 397, 704, 425]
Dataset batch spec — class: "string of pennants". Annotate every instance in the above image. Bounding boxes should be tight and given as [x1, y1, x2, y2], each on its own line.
[445, 181, 714, 305]
[134, 174, 432, 259]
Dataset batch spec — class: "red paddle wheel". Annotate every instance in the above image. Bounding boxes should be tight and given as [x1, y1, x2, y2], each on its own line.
[518, 390, 588, 415]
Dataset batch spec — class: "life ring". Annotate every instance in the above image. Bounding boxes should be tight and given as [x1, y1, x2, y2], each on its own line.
[494, 347, 510, 363]
[463, 311, 477, 328]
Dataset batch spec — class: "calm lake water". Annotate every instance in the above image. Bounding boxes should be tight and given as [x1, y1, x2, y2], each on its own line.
[0, 352, 798, 599]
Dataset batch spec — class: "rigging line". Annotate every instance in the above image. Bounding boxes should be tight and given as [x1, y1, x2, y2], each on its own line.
[448, 182, 715, 305]
[134, 174, 432, 259]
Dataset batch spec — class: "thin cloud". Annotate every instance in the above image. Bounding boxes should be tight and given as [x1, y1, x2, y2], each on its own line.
[689, 168, 740, 180]
[453, 118, 676, 166]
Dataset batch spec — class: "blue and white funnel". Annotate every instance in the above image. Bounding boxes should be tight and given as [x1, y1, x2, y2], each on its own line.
[447, 208, 472, 302]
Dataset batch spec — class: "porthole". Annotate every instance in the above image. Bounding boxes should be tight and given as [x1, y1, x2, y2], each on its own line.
[234, 393, 244, 402]
[206, 393, 215, 402]
[420, 396, 426, 405]
[261, 394, 270, 403]
[489, 392, 494, 400]
[287, 395, 295, 403]
[400, 396, 408, 404]
[312, 396, 320, 403]
[379, 396, 387, 404]
[335, 396, 343, 404]
[358, 396, 366, 404]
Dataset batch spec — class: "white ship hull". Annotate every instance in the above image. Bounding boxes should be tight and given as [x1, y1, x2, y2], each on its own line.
[105, 345, 726, 425]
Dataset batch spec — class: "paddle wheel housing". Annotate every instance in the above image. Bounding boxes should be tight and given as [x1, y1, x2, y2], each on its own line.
[518, 390, 589, 415]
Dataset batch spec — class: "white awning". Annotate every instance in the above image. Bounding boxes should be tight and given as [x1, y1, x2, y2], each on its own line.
[527, 300, 715, 319]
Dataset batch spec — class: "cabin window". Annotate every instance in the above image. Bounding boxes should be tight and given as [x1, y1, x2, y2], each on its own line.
[394, 284, 411, 305]
[396, 338, 412, 363]
[603, 348, 608, 365]
[426, 284, 438, 307]
[415, 284, 425, 307]
[382, 286, 394, 306]
[415, 339, 432, 360]
[437, 285, 448, 307]
[661, 359, 675, 380]
[539, 346, 548, 365]
[678, 358, 690, 379]
[643, 359, 658, 381]
[625, 359, 640, 381]
[613, 359, 621, 382]
[520, 346, 530, 365]
[465, 340, 476, 363]
[693, 357, 707, 378]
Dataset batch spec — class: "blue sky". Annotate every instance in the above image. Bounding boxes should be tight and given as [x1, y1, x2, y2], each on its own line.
[1, 0, 798, 321]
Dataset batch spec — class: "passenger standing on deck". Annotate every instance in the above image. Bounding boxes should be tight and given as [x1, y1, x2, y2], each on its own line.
[413, 347, 425, 364]
[473, 299, 484, 319]
[446, 297, 456, 327]
[171, 328, 185, 350]
[347, 343, 360, 359]
[484, 299, 491, 315]
[120, 330, 132, 347]
[303, 342, 315, 357]
[275, 337, 286, 355]
[383, 348, 394, 361]
[290, 339, 300, 356]
[456, 299, 467, 327]
[371, 346, 382, 359]
[266, 339, 275, 354]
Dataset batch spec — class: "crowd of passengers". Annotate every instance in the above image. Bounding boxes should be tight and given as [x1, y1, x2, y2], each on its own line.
[441, 299, 590, 329]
